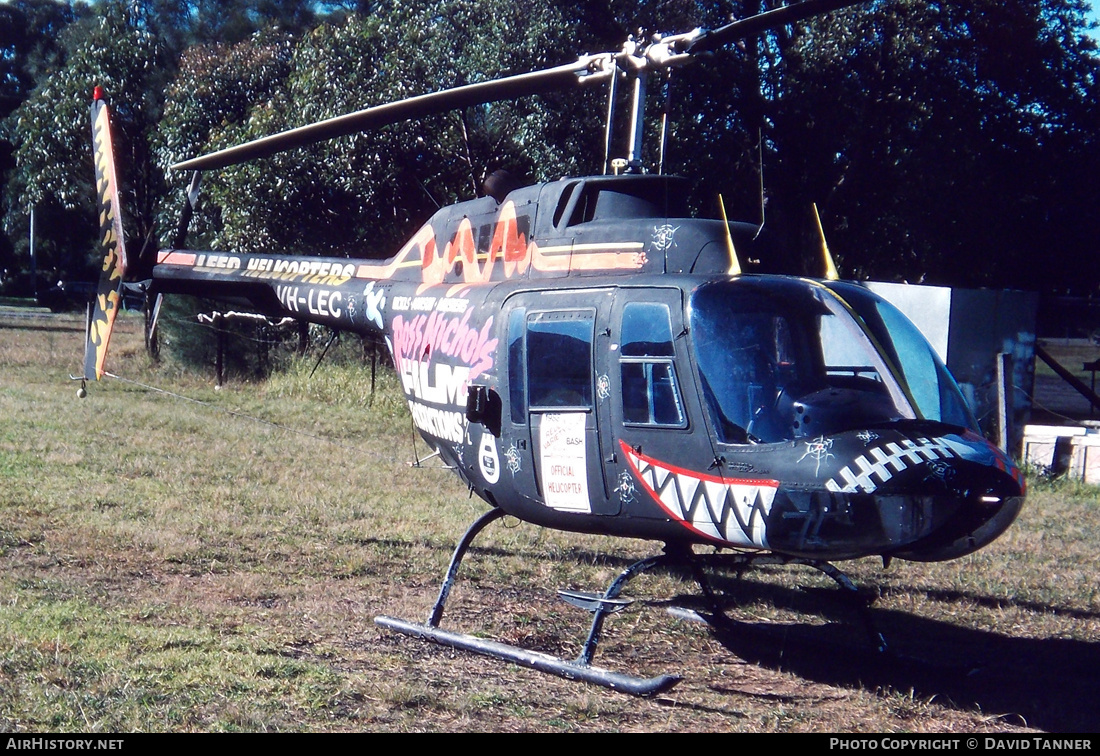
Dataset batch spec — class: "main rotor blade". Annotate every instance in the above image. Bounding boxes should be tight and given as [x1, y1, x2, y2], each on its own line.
[687, 0, 870, 54]
[172, 55, 613, 172]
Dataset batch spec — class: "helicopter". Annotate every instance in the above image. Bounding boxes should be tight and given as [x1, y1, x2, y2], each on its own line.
[81, 0, 1026, 696]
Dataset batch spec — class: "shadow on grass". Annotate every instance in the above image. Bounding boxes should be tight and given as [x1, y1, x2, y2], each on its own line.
[360, 534, 1099, 731]
[660, 578, 1100, 733]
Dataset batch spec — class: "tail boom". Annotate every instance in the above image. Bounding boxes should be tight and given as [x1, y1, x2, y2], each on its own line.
[151, 249, 389, 337]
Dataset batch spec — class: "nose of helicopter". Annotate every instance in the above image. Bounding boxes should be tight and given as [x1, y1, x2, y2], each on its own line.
[888, 445, 1026, 562]
[763, 427, 1027, 561]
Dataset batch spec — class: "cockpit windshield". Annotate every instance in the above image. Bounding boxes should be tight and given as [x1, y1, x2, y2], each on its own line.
[689, 279, 976, 444]
[823, 281, 977, 430]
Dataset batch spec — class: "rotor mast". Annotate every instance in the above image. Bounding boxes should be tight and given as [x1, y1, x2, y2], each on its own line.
[613, 28, 699, 173]
[606, 0, 867, 174]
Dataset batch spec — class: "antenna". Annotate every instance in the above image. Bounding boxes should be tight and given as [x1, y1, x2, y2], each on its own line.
[602, 68, 618, 175]
[657, 69, 673, 176]
[626, 70, 647, 169]
[718, 195, 742, 276]
[813, 203, 840, 280]
[754, 128, 766, 240]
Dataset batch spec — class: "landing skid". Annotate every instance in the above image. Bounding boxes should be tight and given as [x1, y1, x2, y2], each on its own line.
[375, 508, 887, 696]
[374, 615, 681, 696]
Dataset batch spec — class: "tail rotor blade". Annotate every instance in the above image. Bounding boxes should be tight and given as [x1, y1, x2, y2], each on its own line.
[85, 88, 128, 381]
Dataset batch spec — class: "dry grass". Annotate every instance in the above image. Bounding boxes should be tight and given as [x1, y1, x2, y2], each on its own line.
[1, 311, 1097, 732]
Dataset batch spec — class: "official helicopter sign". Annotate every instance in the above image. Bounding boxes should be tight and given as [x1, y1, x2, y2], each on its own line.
[80, 0, 1025, 695]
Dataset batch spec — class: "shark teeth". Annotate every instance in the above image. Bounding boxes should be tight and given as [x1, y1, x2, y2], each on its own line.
[621, 441, 778, 548]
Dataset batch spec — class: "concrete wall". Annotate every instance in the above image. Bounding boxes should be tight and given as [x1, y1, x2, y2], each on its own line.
[1023, 425, 1100, 483]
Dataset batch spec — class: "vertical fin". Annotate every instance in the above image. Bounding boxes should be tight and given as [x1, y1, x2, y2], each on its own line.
[813, 203, 839, 281]
[718, 195, 741, 276]
[84, 87, 129, 381]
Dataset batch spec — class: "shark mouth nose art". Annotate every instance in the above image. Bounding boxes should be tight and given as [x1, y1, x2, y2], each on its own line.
[621, 441, 779, 548]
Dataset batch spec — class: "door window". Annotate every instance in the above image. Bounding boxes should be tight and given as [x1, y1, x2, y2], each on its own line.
[619, 302, 686, 427]
[526, 310, 595, 410]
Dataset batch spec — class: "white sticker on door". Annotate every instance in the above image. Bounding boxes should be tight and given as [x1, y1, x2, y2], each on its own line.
[540, 412, 590, 513]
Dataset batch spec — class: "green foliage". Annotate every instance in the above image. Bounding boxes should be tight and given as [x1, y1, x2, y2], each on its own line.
[0, 1, 84, 117]
[0, 1, 87, 273]
[180, 0, 319, 47]
[776, 0, 1100, 289]
[627, 0, 1100, 288]
[11, 3, 161, 211]
[4, 1, 167, 279]
[0, 0, 329, 283]
[4, 0, 1100, 300]
[264, 342, 406, 418]
[168, 1, 608, 258]
[154, 30, 296, 247]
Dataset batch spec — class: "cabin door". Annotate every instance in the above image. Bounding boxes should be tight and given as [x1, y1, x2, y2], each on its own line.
[505, 289, 617, 516]
[603, 287, 710, 520]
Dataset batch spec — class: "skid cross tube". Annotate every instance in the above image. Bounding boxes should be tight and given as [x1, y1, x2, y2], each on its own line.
[376, 512, 888, 696]
[375, 507, 682, 696]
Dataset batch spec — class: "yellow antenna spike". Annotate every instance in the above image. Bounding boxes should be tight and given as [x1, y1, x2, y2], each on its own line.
[718, 194, 741, 276]
[813, 203, 839, 281]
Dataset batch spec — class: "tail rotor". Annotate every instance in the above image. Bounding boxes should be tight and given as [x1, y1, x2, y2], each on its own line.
[83, 87, 129, 382]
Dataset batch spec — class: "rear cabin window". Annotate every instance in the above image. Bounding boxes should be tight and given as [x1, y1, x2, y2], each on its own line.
[565, 182, 690, 226]
[508, 307, 526, 423]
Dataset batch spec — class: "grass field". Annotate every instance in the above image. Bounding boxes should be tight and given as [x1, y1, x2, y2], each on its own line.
[1, 312, 1098, 732]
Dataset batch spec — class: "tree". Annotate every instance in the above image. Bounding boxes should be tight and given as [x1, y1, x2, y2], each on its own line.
[646, 0, 1100, 290]
[5, 1, 169, 283]
[1, 0, 333, 286]
[9, 0, 1098, 298]
[164, 0, 607, 259]
[0, 0, 84, 116]
[784, 0, 1100, 291]
[0, 0, 88, 282]
[535, 1, 1100, 291]
[154, 29, 296, 246]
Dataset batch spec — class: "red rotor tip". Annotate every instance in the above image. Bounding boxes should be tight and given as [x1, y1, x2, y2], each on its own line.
[93, 86, 104, 102]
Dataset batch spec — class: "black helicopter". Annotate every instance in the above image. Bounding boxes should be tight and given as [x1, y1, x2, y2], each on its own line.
[82, 0, 1026, 696]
